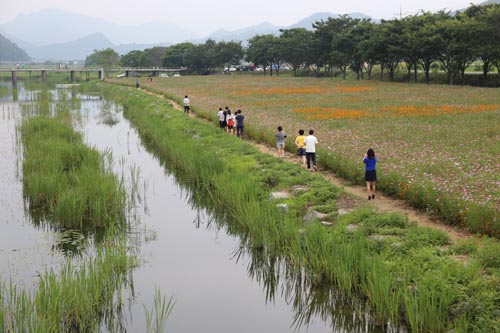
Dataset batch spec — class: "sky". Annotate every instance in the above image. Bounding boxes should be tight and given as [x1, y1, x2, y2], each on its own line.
[1, 0, 486, 35]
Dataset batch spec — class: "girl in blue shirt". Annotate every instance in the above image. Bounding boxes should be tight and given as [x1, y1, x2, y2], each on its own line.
[363, 148, 378, 200]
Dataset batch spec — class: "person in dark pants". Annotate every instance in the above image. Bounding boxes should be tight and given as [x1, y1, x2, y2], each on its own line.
[235, 109, 245, 139]
[304, 129, 318, 171]
[363, 148, 378, 200]
[183, 95, 190, 113]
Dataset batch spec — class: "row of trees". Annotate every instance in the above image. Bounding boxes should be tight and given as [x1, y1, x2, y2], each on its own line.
[86, 3, 500, 84]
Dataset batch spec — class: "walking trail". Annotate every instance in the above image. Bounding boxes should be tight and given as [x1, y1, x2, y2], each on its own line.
[139, 87, 472, 243]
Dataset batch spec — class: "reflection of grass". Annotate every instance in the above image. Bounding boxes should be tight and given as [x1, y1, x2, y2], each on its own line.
[97, 82, 500, 332]
[107, 76, 500, 237]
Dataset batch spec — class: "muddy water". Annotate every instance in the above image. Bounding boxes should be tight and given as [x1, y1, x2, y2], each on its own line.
[0, 86, 387, 333]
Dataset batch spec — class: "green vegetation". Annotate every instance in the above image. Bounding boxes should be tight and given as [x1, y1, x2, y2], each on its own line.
[96, 82, 500, 332]
[20, 109, 126, 229]
[0, 237, 134, 332]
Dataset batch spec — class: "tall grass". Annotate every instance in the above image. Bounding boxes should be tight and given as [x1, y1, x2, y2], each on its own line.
[0, 235, 134, 332]
[20, 114, 126, 229]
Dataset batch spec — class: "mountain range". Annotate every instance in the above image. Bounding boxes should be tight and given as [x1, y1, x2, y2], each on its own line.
[1, 1, 498, 62]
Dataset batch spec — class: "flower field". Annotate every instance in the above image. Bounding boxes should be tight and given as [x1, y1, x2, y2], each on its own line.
[112, 75, 500, 236]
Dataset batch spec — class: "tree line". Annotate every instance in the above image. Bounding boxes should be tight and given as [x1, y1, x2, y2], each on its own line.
[86, 3, 500, 85]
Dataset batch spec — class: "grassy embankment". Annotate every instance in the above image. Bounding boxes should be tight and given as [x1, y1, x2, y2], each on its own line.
[98, 81, 500, 332]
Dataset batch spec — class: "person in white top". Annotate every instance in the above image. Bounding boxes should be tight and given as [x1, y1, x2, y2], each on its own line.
[183, 95, 190, 113]
[304, 129, 318, 171]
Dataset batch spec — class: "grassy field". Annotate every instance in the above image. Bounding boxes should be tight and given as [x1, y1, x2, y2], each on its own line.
[109, 75, 500, 236]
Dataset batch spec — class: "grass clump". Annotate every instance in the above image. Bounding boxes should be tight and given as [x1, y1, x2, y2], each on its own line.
[21, 115, 126, 229]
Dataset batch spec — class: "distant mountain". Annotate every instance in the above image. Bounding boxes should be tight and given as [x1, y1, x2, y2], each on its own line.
[0, 33, 30, 62]
[26, 33, 113, 61]
[0, 8, 197, 45]
[204, 12, 375, 43]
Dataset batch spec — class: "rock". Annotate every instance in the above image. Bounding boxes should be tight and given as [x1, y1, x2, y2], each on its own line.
[192, 135, 201, 140]
[269, 191, 290, 200]
[368, 235, 388, 242]
[346, 224, 360, 233]
[337, 208, 353, 216]
[276, 203, 288, 213]
[303, 209, 328, 224]
[320, 221, 333, 227]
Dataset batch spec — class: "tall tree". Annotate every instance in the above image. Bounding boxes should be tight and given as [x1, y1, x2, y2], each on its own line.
[85, 48, 120, 74]
[279, 28, 314, 76]
[120, 50, 143, 67]
[246, 34, 277, 76]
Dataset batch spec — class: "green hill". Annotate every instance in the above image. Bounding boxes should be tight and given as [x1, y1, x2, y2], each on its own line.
[0, 33, 30, 62]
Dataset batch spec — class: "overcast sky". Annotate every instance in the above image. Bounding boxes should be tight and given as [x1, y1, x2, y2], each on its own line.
[1, 0, 485, 35]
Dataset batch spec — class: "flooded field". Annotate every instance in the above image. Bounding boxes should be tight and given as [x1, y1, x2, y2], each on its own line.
[0, 83, 386, 332]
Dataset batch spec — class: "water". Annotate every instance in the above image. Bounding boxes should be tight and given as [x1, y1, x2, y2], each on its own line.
[0, 84, 389, 332]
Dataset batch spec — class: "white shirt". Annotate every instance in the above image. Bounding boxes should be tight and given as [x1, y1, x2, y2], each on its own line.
[183, 97, 190, 106]
[217, 110, 225, 121]
[304, 135, 318, 153]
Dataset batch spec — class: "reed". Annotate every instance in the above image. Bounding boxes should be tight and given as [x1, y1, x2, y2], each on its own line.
[144, 287, 175, 333]
[1, 234, 133, 332]
[20, 114, 126, 229]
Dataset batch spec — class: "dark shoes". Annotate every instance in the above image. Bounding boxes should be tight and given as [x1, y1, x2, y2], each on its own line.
[368, 194, 375, 200]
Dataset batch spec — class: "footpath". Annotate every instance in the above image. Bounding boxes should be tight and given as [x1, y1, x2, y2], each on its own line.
[139, 86, 472, 243]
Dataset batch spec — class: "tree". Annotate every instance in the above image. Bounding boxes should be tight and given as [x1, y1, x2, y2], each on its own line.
[279, 28, 314, 76]
[140, 47, 167, 67]
[162, 42, 195, 68]
[85, 48, 120, 74]
[120, 50, 143, 67]
[213, 41, 244, 73]
[246, 34, 277, 76]
[415, 12, 445, 84]
[378, 19, 404, 81]
[329, 16, 360, 79]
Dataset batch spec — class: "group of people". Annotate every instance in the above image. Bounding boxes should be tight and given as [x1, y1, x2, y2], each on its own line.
[278, 127, 378, 200]
[217, 107, 245, 138]
[187, 94, 377, 200]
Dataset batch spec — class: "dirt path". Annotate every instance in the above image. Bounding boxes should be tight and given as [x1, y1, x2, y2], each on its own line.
[139, 87, 471, 243]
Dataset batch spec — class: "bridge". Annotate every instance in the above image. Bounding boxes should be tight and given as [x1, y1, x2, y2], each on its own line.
[0, 67, 186, 87]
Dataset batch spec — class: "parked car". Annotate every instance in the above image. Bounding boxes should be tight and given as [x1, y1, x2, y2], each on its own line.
[159, 73, 168, 78]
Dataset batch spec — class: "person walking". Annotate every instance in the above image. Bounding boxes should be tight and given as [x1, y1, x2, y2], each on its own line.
[294, 129, 306, 167]
[235, 110, 245, 139]
[217, 107, 225, 129]
[275, 126, 287, 158]
[135, 79, 139, 88]
[183, 95, 190, 113]
[363, 148, 378, 200]
[304, 129, 318, 171]
[227, 110, 235, 134]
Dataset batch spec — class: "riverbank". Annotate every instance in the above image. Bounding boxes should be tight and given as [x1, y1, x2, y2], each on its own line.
[97, 81, 500, 332]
